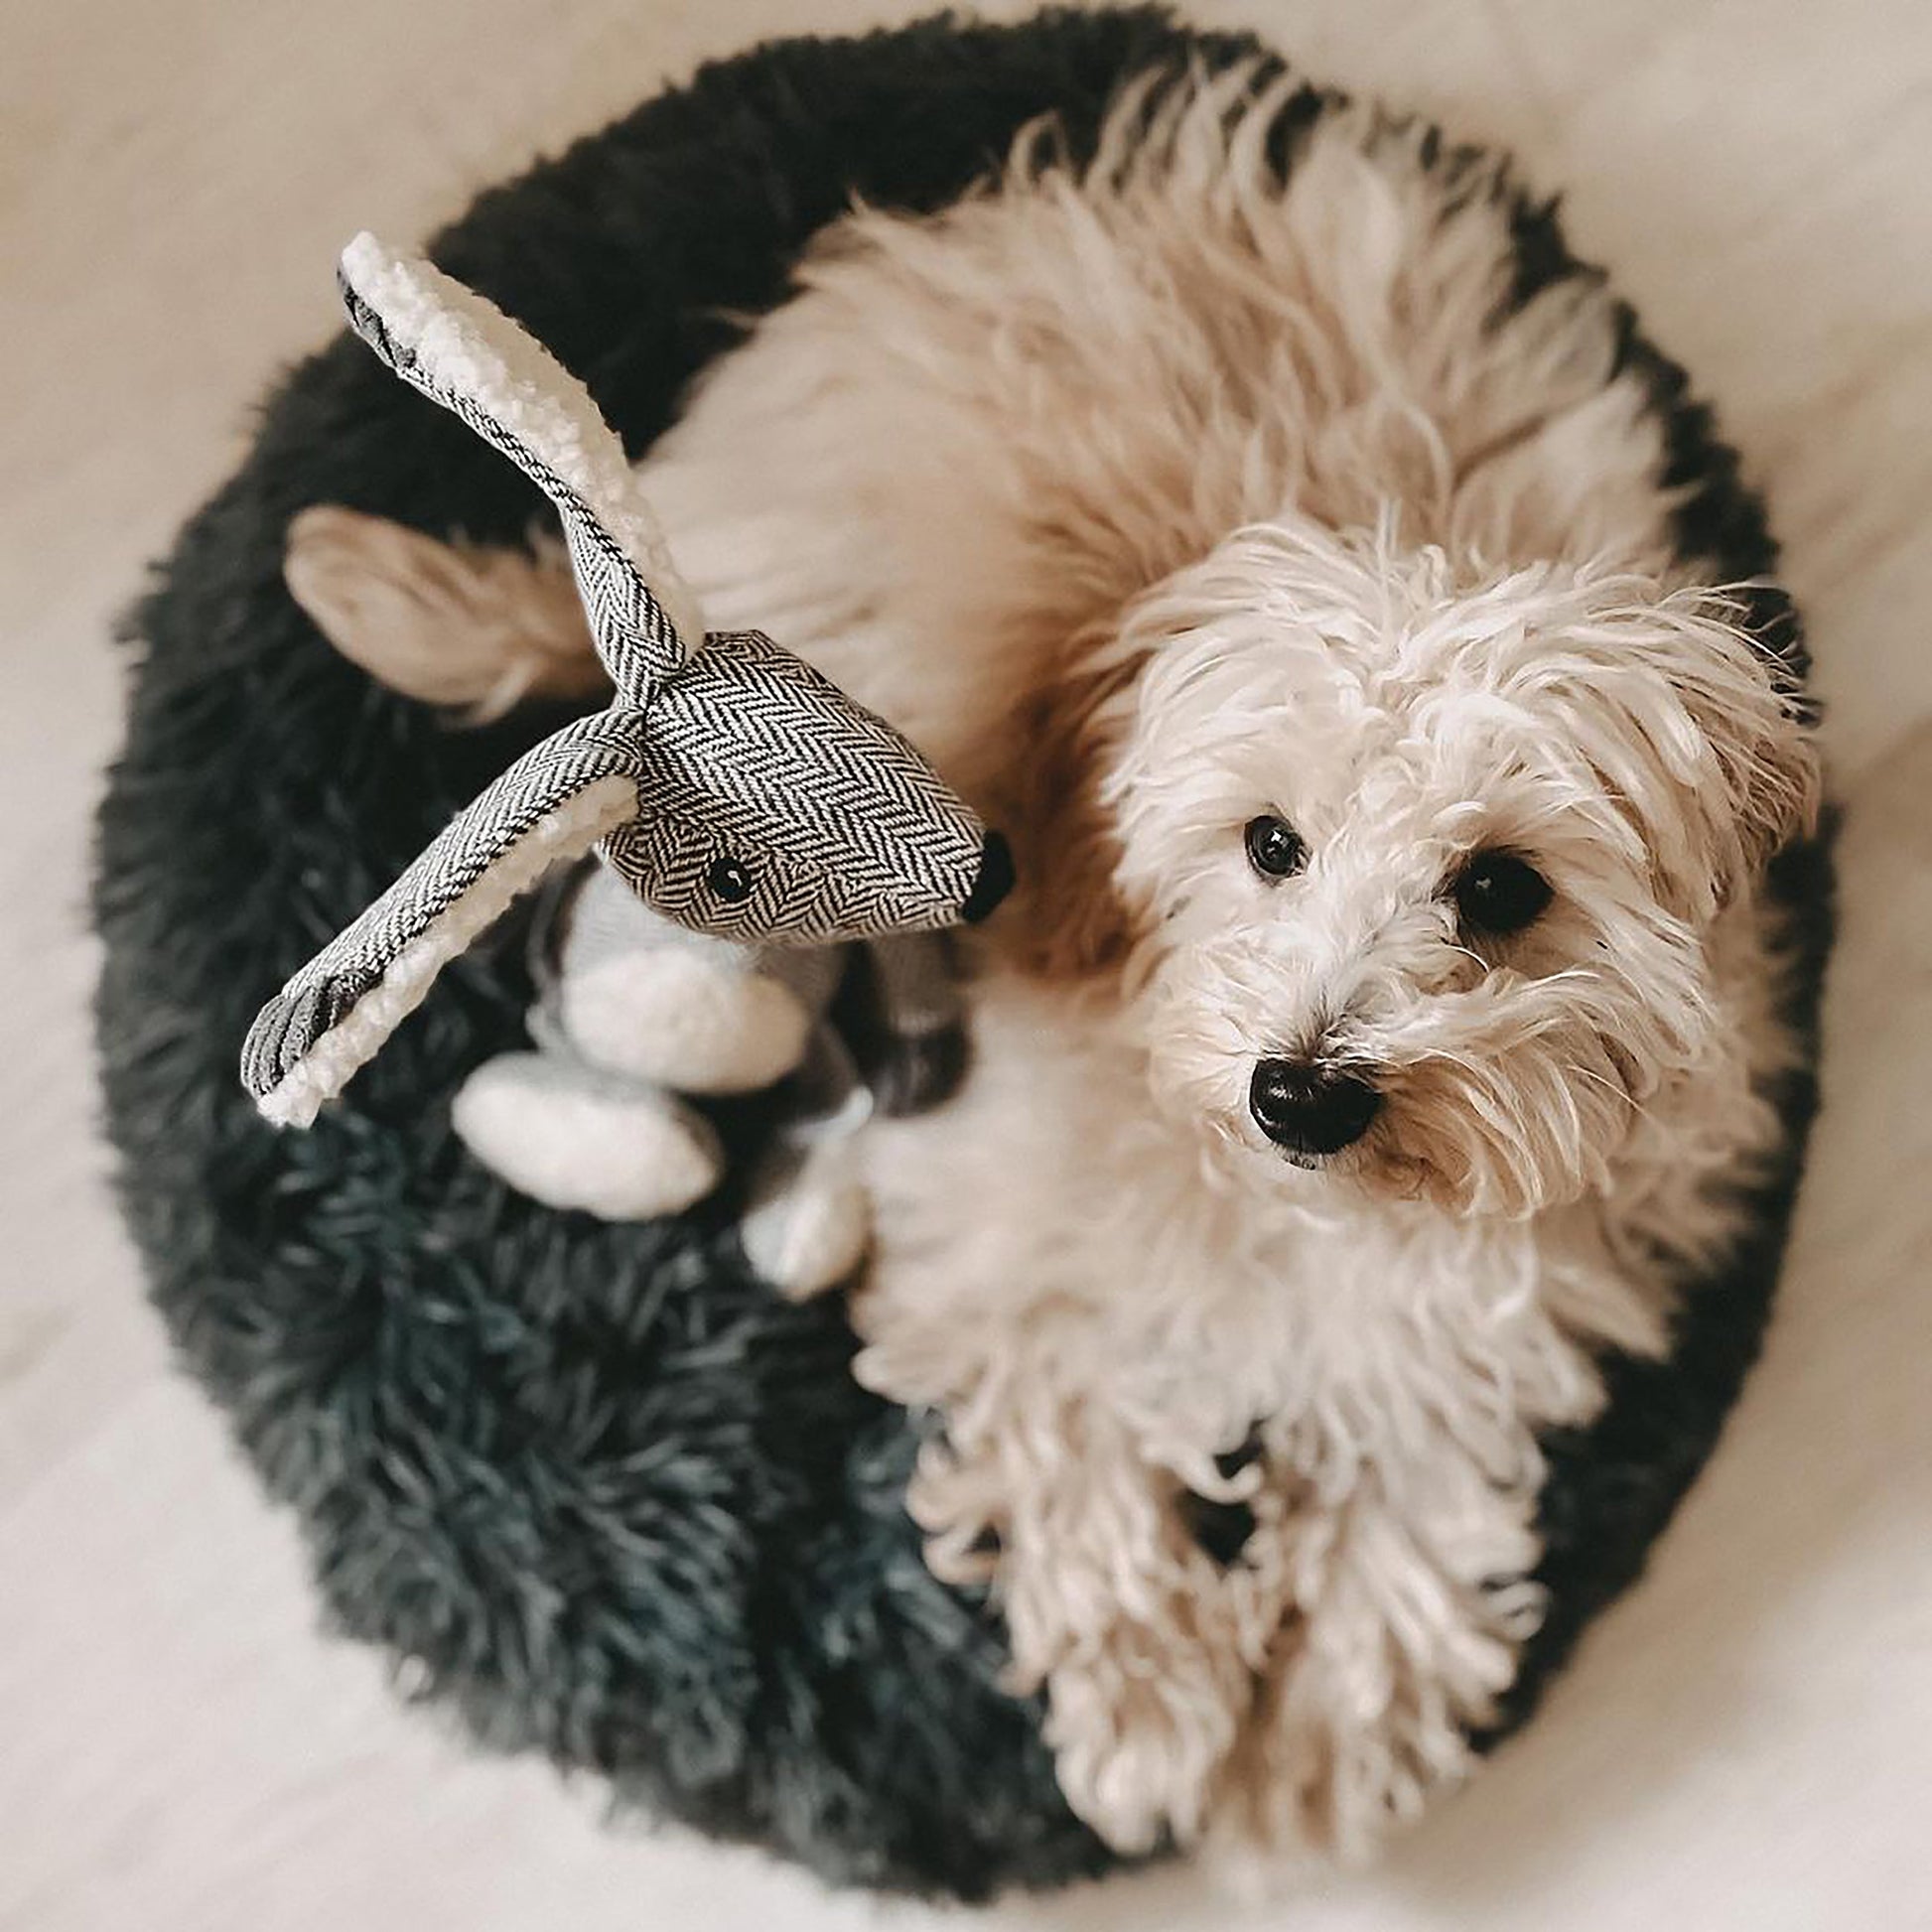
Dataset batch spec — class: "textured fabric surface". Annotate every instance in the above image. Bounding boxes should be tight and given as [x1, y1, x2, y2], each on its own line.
[92, 5, 1831, 1900]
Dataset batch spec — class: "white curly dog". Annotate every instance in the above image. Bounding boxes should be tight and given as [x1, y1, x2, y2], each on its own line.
[288, 68, 1820, 1870]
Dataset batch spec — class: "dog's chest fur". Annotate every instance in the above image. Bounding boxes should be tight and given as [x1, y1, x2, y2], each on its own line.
[856, 972, 1637, 1460]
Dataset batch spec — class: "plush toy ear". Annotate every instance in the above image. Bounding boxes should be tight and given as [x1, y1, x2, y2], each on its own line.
[241, 713, 641, 1125]
[336, 232, 705, 698]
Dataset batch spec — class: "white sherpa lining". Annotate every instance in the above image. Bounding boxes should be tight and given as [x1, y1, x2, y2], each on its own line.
[339, 233, 707, 657]
[257, 776, 636, 1127]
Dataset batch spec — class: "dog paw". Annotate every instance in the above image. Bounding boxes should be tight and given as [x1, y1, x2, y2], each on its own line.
[1046, 1621, 1254, 1854]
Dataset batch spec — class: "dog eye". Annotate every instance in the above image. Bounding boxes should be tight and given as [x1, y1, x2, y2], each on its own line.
[1244, 814, 1307, 879]
[1451, 850, 1552, 935]
[706, 855, 755, 903]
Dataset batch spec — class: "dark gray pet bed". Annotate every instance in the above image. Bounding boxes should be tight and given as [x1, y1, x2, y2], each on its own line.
[92, 5, 1832, 1900]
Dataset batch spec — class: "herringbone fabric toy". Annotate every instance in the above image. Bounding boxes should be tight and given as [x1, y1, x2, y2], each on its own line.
[241, 234, 1009, 1129]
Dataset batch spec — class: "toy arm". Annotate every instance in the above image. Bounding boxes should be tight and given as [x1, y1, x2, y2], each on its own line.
[241, 712, 642, 1126]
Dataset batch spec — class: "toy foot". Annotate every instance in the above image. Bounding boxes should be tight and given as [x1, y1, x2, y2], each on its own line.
[453, 1053, 721, 1219]
[741, 1153, 873, 1301]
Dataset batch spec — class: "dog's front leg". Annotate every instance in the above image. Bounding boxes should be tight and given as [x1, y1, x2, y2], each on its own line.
[1214, 1441, 1548, 1863]
[898, 1394, 1271, 1856]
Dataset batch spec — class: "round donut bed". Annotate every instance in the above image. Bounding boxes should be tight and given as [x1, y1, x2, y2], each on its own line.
[93, 3, 1833, 1901]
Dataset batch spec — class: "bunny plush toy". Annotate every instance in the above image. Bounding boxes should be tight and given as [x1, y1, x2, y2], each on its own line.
[242, 236, 1011, 1293]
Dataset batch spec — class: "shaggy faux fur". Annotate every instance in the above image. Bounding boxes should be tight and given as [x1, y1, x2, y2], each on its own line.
[93, 5, 1831, 1900]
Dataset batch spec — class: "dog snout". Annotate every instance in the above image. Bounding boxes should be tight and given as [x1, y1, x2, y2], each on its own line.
[960, 830, 1015, 924]
[1248, 1057, 1381, 1156]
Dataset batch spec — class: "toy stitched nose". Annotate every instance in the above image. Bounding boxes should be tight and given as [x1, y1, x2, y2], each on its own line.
[960, 831, 1015, 924]
[1248, 1058, 1381, 1155]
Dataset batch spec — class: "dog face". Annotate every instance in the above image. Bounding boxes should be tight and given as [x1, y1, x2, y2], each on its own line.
[1081, 520, 1818, 1216]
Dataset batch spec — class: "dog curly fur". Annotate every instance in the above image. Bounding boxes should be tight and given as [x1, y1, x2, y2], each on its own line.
[282, 66, 1820, 1870]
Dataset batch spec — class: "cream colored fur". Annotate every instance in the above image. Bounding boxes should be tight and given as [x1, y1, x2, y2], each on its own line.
[286, 508, 606, 720]
[300, 70, 1821, 1872]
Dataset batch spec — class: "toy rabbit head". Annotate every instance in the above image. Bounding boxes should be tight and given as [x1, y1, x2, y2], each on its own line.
[241, 234, 1009, 1127]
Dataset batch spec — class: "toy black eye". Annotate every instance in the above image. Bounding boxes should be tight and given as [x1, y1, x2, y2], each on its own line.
[1244, 814, 1307, 879]
[706, 856, 754, 904]
[1452, 850, 1552, 935]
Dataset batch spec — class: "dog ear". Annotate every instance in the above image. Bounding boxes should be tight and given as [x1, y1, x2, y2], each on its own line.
[1651, 590, 1823, 909]
[1569, 586, 1822, 916]
[285, 507, 606, 719]
[1008, 649, 1146, 983]
[1677, 631, 1823, 903]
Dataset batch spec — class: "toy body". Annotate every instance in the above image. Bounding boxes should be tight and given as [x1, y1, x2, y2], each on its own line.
[454, 861, 965, 1294]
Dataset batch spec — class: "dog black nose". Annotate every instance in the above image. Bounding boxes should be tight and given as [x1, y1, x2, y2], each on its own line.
[1248, 1058, 1381, 1156]
[960, 830, 1015, 924]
